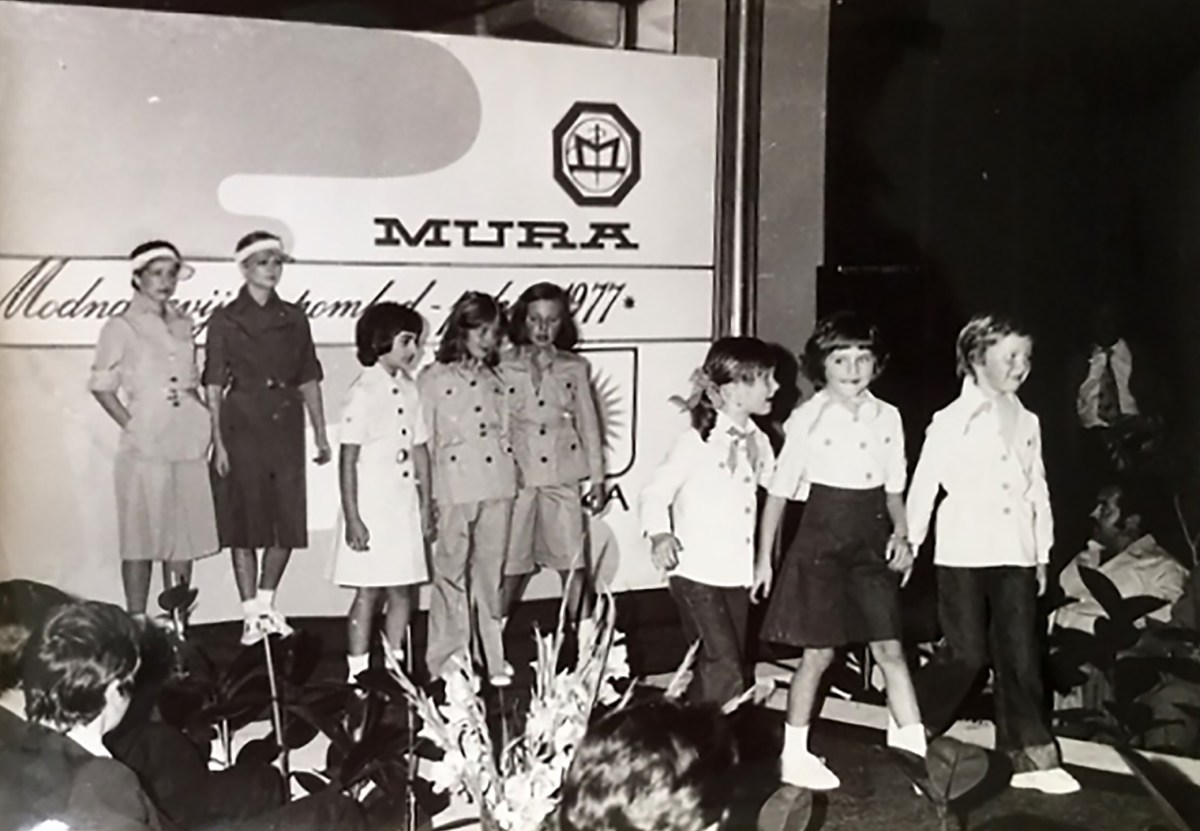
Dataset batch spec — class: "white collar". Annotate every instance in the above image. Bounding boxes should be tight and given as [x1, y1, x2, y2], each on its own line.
[714, 410, 758, 439]
[64, 721, 111, 758]
[813, 388, 882, 420]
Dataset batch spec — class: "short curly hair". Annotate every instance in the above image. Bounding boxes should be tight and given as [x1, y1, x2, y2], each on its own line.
[555, 699, 737, 831]
[23, 601, 140, 729]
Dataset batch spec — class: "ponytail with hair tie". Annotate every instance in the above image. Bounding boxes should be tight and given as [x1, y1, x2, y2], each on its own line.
[669, 367, 724, 412]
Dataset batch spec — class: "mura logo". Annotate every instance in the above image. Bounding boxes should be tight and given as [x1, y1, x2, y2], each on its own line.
[553, 102, 641, 207]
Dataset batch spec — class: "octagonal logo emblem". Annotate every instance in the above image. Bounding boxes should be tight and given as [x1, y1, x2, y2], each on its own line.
[553, 102, 642, 207]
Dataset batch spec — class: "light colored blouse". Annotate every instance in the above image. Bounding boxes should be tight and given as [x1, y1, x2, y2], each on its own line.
[768, 389, 906, 501]
[640, 412, 776, 587]
[907, 378, 1053, 567]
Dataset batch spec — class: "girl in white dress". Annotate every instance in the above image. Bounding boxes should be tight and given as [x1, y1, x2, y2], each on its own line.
[334, 303, 434, 680]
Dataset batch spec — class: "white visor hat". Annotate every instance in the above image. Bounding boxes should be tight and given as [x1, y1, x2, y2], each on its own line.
[130, 245, 194, 280]
[234, 236, 294, 265]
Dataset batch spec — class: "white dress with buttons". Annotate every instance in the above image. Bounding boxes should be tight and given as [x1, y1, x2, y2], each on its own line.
[332, 364, 430, 587]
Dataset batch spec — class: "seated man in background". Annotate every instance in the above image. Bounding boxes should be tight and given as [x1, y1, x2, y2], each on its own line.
[0, 599, 170, 831]
[1055, 484, 1188, 635]
[0, 580, 364, 831]
[553, 699, 738, 831]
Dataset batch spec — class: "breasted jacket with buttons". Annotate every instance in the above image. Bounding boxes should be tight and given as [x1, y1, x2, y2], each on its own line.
[201, 287, 323, 467]
[89, 292, 211, 462]
[418, 361, 517, 506]
[500, 347, 605, 489]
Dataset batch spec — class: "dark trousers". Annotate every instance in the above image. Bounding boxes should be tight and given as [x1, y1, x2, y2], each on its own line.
[668, 576, 750, 707]
[914, 566, 1060, 772]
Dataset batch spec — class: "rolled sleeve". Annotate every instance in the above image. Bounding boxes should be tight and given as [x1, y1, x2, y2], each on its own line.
[200, 313, 230, 388]
[338, 383, 370, 446]
[295, 316, 324, 385]
[767, 421, 807, 499]
[884, 412, 908, 494]
[88, 318, 128, 393]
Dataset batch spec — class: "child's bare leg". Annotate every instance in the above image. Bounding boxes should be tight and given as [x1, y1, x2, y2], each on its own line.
[871, 638, 927, 756]
[348, 588, 382, 657]
[121, 560, 153, 615]
[786, 647, 836, 726]
[258, 547, 292, 592]
[231, 548, 259, 602]
[869, 639, 921, 726]
[384, 586, 415, 653]
[782, 647, 840, 789]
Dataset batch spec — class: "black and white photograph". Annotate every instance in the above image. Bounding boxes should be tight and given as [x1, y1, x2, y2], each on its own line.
[1, 1, 1199, 829]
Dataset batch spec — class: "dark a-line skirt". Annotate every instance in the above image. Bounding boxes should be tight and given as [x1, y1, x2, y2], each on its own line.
[761, 483, 902, 648]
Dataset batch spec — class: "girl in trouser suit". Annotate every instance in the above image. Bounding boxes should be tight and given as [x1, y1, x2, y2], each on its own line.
[420, 292, 516, 687]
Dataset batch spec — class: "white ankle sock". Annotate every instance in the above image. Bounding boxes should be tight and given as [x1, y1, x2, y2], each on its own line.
[347, 652, 370, 680]
[258, 589, 276, 609]
[784, 722, 810, 753]
[242, 598, 259, 617]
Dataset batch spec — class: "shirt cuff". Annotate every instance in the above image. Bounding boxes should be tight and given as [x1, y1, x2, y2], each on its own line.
[87, 370, 120, 393]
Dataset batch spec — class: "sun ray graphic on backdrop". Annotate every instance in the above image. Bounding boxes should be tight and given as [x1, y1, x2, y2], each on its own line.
[592, 368, 626, 453]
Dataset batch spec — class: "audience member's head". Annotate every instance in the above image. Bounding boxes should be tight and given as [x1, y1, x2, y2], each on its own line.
[1090, 484, 1145, 553]
[0, 580, 73, 694]
[23, 601, 140, 733]
[556, 699, 738, 831]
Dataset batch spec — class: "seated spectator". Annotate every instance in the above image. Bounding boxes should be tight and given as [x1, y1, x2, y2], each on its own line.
[0, 581, 364, 831]
[0, 599, 171, 831]
[1055, 484, 1188, 635]
[553, 699, 738, 831]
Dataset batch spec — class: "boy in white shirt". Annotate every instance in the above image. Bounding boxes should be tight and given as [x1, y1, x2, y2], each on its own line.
[907, 313, 1081, 795]
[640, 338, 778, 707]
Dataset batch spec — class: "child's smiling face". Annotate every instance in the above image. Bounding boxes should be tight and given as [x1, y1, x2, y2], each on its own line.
[823, 345, 876, 398]
[465, 320, 500, 362]
[526, 299, 564, 348]
[380, 330, 422, 374]
[974, 334, 1032, 395]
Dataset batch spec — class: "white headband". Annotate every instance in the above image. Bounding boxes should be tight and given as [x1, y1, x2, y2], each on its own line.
[234, 237, 290, 265]
[130, 246, 194, 280]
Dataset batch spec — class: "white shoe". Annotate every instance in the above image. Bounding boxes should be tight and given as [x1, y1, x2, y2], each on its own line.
[240, 616, 266, 646]
[888, 724, 928, 757]
[1010, 768, 1081, 795]
[259, 608, 294, 639]
[489, 661, 515, 688]
[781, 751, 840, 790]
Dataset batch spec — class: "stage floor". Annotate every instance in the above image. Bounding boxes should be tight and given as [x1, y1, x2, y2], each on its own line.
[182, 588, 1172, 830]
